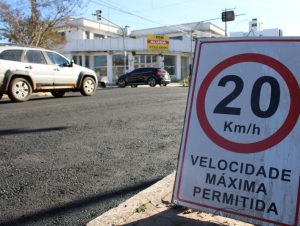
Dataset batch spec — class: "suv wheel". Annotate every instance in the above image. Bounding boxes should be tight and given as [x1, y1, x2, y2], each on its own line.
[51, 90, 66, 98]
[148, 77, 157, 87]
[80, 77, 96, 96]
[118, 78, 126, 88]
[8, 77, 32, 102]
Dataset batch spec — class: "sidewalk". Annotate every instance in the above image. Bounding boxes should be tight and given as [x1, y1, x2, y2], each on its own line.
[87, 172, 253, 226]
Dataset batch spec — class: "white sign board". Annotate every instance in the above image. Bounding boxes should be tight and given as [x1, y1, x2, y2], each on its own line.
[173, 38, 300, 226]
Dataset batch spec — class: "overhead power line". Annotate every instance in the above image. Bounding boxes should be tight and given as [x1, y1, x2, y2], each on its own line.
[88, 0, 224, 35]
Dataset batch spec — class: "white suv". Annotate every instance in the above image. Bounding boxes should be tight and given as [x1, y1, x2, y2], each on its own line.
[0, 45, 98, 102]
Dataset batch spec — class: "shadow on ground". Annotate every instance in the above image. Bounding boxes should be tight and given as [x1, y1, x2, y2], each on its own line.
[0, 178, 162, 226]
[0, 126, 69, 136]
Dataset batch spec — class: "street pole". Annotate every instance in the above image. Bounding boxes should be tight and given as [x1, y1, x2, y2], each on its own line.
[122, 27, 127, 74]
[93, 10, 127, 74]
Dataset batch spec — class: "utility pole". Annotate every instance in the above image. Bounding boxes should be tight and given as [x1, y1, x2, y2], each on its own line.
[93, 10, 127, 74]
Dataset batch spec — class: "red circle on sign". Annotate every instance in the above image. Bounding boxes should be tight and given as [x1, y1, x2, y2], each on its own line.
[196, 53, 299, 153]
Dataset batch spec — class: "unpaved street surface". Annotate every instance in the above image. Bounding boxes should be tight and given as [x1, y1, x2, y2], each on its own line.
[0, 86, 188, 226]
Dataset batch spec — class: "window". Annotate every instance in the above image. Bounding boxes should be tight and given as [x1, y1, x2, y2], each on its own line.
[146, 56, 151, 64]
[85, 31, 90, 39]
[140, 56, 146, 64]
[46, 51, 69, 66]
[72, 55, 82, 65]
[94, 55, 107, 78]
[113, 54, 127, 82]
[85, 55, 90, 68]
[170, 36, 183, 40]
[181, 56, 189, 80]
[78, 56, 82, 66]
[134, 55, 157, 68]
[0, 50, 22, 61]
[24, 50, 47, 64]
[164, 55, 176, 78]
[94, 34, 105, 39]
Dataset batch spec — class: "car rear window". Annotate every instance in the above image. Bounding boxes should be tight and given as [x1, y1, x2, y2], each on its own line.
[0, 49, 22, 61]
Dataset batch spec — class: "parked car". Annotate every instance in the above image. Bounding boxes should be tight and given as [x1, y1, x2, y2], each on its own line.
[0, 45, 98, 102]
[116, 67, 171, 88]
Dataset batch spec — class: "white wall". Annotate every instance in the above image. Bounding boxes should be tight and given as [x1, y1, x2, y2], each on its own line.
[59, 37, 193, 53]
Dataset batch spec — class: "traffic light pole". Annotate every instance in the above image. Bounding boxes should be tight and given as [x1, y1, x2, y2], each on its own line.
[222, 8, 245, 37]
[93, 10, 127, 74]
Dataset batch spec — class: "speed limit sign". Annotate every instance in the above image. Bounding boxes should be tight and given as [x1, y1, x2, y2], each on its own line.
[173, 38, 300, 226]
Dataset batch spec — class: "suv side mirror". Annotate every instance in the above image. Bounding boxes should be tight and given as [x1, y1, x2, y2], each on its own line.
[69, 60, 74, 67]
[62, 60, 73, 67]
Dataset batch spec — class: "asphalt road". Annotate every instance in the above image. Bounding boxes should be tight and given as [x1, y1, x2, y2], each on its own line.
[0, 86, 188, 226]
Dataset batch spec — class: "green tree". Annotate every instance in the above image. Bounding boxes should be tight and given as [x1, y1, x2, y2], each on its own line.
[0, 0, 83, 48]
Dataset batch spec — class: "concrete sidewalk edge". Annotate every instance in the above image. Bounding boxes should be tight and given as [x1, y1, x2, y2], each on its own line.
[86, 171, 254, 226]
[87, 172, 176, 226]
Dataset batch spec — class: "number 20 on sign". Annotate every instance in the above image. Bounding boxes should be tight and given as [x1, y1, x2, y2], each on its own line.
[197, 52, 299, 153]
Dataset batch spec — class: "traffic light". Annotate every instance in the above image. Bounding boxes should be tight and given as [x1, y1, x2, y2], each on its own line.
[222, 11, 235, 22]
[96, 10, 102, 21]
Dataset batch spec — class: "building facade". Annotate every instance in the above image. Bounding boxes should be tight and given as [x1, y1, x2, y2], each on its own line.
[57, 18, 225, 84]
[230, 18, 283, 37]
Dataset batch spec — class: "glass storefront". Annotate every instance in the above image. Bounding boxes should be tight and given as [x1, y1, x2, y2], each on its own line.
[94, 55, 107, 78]
[181, 56, 189, 80]
[134, 55, 157, 68]
[113, 54, 128, 82]
[73, 53, 191, 84]
[164, 55, 176, 80]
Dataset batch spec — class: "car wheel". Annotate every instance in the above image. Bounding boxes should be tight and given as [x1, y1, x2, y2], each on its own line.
[163, 84, 167, 86]
[131, 84, 138, 88]
[51, 90, 66, 98]
[0, 93, 2, 100]
[80, 77, 96, 96]
[118, 78, 126, 88]
[8, 77, 32, 102]
[148, 77, 157, 87]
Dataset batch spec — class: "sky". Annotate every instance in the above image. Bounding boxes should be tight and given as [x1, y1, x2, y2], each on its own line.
[81, 0, 300, 36]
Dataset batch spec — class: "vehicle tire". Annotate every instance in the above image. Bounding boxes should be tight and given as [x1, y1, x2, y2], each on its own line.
[51, 90, 66, 98]
[148, 77, 157, 87]
[118, 78, 126, 88]
[131, 84, 138, 88]
[0, 93, 2, 100]
[8, 77, 32, 102]
[163, 83, 167, 86]
[80, 77, 96, 96]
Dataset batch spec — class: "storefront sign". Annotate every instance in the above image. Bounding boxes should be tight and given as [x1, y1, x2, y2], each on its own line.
[173, 38, 300, 226]
[147, 34, 169, 52]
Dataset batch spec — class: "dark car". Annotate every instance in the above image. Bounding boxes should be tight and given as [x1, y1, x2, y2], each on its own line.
[116, 67, 171, 88]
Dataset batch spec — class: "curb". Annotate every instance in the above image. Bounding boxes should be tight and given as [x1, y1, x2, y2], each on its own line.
[87, 171, 254, 226]
[87, 172, 176, 226]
